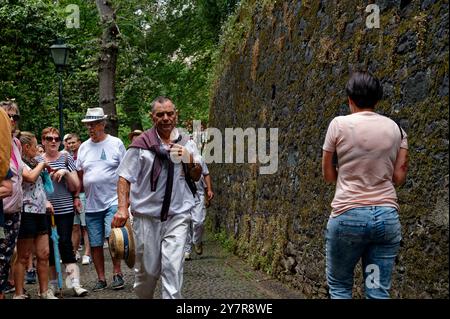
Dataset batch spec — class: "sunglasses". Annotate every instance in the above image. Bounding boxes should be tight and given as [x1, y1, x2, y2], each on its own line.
[8, 114, 20, 122]
[44, 136, 61, 142]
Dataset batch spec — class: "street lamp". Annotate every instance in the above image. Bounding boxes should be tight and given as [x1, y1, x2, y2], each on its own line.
[50, 39, 69, 144]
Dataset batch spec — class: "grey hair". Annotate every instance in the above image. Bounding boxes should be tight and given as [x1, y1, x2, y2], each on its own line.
[0, 100, 20, 115]
[17, 131, 36, 146]
[151, 96, 176, 113]
[68, 133, 81, 142]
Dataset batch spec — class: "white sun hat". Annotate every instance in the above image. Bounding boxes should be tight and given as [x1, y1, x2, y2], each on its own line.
[81, 107, 108, 123]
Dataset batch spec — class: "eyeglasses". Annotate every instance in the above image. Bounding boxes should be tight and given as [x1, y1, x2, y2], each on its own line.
[44, 136, 61, 142]
[8, 114, 20, 122]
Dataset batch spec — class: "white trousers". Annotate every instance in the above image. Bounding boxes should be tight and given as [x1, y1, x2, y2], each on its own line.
[184, 195, 206, 253]
[132, 212, 190, 299]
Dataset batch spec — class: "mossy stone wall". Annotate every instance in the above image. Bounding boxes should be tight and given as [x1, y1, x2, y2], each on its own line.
[208, 0, 448, 298]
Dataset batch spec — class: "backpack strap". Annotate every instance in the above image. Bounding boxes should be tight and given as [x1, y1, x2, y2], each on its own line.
[396, 122, 404, 140]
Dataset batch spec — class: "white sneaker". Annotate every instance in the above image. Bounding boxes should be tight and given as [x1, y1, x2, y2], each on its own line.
[81, 255, 91, 265]
[184, 252, 192, 261]
[12, 294, 29, 299]
[73, 286, 88, 297]
[75, 251, 81, 261]
[39, 289, 58, 299]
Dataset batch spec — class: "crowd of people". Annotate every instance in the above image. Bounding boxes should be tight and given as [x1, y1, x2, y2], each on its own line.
[0, 96, 214, 299]
[0, 71, 409, 300]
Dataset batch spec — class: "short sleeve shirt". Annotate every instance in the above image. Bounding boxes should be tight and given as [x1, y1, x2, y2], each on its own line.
[76, 135, 126, 212]
[117, 138, 200, 217]
[195, 158, 209, 196]
[22, 163, 47, 214]
[323, 111, 408, 217]
[39, 153, 76, 215]
[3, 138, 24, 213]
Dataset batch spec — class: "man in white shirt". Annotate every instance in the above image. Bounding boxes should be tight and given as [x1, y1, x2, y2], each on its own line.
[112, 96, 202, 299]
[184, 157, 214, 260]
[75, 108, 126, 291]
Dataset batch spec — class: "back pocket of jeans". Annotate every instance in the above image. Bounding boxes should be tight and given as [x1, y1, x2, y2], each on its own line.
[338, 220, 368, 239]
[383, 219, 402, 243]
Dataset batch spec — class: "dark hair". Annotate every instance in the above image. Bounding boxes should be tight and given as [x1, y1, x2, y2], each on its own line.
[345, 72, 383, 108]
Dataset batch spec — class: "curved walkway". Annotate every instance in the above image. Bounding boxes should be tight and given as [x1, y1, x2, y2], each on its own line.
[16, 233, 303, 299]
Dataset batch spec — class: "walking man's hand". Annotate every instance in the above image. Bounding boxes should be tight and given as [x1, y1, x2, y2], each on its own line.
[207, 189, 214, 201]
[112, 207, 129, 228]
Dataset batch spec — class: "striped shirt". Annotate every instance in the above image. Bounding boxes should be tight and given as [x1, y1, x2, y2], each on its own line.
[38, 153, 76, 215]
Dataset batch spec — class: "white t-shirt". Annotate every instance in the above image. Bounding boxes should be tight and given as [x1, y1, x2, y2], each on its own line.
[76, 135, 126, 213]
[117, 136, 201, 218]
[195, 158, 209, 196]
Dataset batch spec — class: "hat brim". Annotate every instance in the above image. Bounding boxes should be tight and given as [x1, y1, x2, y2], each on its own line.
[128, 131, 143, 141]
[108, 228, 124, 260]
[81, 115, 108, 123]
[125, 221, 135, 268]
[108, 220, 135, 269]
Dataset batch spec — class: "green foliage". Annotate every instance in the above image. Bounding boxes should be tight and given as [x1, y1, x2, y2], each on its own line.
[209, 0, 254, 99]
[214, 229, 236, 252]
[0, 0, 100, 141]
[1, 0, 236, 143]
[0, 0, 65, 136]
[114, 0, 239, 137]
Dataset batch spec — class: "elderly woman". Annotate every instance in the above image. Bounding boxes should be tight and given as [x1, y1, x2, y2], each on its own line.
[41, 127, 88, 297]
[322, 72, 408, 299]
[0, 100, 24, 299]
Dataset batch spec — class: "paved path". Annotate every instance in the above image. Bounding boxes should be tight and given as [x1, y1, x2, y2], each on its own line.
[16, 233, 303, 299]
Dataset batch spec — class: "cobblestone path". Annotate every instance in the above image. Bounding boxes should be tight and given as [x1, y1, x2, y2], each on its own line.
[14, 233, 304, 299]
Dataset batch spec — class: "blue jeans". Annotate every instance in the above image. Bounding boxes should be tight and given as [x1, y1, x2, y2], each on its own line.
[325, 206, 402, 299]
[85, 205, 117, 247]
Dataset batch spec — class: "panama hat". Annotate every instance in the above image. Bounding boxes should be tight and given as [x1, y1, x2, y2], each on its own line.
[81, 107, 108, 123]
[128, 129, 143, 142]
[109, 220, 135, 268]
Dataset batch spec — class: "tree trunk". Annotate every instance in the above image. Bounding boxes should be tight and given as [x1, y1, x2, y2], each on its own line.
[95, 0, 119, 136]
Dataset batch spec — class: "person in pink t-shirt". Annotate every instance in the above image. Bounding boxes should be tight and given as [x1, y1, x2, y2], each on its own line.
[322, 72, 408, 299]
[0, 100, 24, 299]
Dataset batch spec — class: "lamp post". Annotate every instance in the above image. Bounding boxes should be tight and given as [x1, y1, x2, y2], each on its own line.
[50, 39, 69, 143]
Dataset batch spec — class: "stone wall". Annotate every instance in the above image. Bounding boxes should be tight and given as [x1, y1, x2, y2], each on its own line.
[208, 0, 449, 298]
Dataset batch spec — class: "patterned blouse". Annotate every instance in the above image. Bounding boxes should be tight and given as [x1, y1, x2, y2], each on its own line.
[22, 163, 47, 214]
